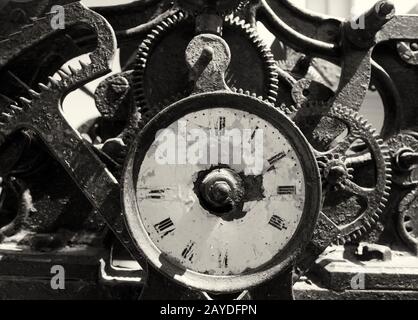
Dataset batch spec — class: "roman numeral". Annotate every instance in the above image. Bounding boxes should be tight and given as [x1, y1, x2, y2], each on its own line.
[266, 152, 286, 172]
[142, 189, 165, 199]
[154, 218, 175, 238]
[269, 215, 287, 230]
[251, 126, 260, 140]
[218, 251, 229, 269]
[277, 186, 296, 195]
[181, 241, 196, 262]
[216, 117, 226, 135]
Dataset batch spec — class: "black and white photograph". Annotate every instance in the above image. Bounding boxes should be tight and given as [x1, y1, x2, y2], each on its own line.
[0, 0, 417, 309]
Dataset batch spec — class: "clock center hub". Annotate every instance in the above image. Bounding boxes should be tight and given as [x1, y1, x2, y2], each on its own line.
[198, 168, 244, 214]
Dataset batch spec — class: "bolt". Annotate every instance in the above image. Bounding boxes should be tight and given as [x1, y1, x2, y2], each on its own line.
[210, 181, 232, 204]
[411, 43, 418, 51]
[110, 76, 129, 94]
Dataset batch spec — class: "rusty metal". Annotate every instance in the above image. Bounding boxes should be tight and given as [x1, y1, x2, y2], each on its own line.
[398, 189, 418, 255]
[0, 0, 418, 300]
[126, 11, 279, 143]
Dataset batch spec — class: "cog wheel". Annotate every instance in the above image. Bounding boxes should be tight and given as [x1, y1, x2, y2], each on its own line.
[295, 102, 392, 243]
[128, 11, 279, 139]
[398, 188, 418, 255]
[317, 153, 355, 192]
[176, 0, 249, 15]
[386, 131, 418, 187]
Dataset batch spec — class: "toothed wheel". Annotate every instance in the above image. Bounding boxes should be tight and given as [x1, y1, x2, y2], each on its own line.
[295, 102, 392, 243]
[398, 188, 418, 255]
[176, 0, 249, 15]
[128, 11, 279, 140]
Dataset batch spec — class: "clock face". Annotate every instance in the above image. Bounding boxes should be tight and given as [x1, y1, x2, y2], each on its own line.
[135, 108, 306, 276]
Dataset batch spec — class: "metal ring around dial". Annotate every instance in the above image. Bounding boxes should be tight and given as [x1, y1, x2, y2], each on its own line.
[122, 92, 321, 293]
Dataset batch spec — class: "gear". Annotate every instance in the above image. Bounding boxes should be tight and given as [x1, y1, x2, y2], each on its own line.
[295, 102, 392, 243]
[317, 153, 354, 191]
[176, 0, 249, 15]
[128, 11, 279, 139]
[398, 188, 418, 255]
[386, 131, 418, 187]
[0, 1, 147, 263]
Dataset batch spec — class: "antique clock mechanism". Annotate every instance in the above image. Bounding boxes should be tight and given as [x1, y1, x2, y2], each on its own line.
[121, 4, 322, 298]
[1, 0, 418, 300]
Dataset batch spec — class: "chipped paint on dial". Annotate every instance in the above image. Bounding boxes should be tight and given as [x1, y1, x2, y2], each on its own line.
[135, 108, 306, 276]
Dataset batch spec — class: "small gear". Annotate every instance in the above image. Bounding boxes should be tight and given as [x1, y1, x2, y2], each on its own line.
[317, 153, 354, 191]
[128, 11, 279, 140]
[398, 188, 418, 254]
[176, 0, 249, 15]
[386, 131, 418, 187]
[295, 102, 392, 243]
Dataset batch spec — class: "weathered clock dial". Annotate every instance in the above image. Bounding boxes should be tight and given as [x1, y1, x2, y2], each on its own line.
[123, 92, 321, 293]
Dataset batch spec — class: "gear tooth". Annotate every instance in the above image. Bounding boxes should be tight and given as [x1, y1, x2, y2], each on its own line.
[268, 89, 277, 97]
[48, 76, 59, 87]
[1, 112, 13, 118]
[58, 69, 69, 78]
[79, 60, 89, 69]
[38, 83, 49, 91]
[369, 216, 377, 225]
[68, 65, 78, 74]
[28, 89, 40, 98]
[19, 97, 32, 108]
[270, 84, 279, 91]
[10, 104, 22, 112]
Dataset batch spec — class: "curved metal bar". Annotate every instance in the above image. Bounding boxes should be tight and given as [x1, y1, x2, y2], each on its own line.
[371, 59, 403, 138]
[266, 0, 343, 43]
[115, 9, 176, 40]
[257, 0, 340, 59]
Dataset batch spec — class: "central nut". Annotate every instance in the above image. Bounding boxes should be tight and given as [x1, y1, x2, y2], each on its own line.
[199, 168, 244, 213]
[209, 181, 232, 204]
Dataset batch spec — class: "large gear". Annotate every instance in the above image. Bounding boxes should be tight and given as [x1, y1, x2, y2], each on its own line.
[128, 11, 279, 138]
[294, 102, 392, 243]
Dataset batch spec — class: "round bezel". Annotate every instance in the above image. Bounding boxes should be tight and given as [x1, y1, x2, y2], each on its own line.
[122, 92, 321, 293]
